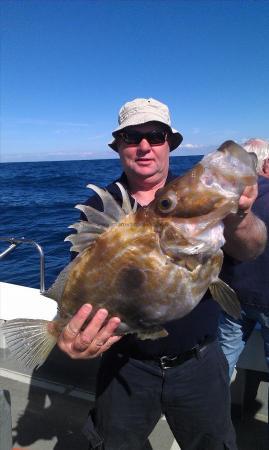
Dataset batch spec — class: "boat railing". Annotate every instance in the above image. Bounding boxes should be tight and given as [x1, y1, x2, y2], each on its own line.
[0, 237, 45, 293]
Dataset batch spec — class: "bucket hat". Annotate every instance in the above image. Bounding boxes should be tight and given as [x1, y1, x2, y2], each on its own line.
[108, 98, 183, 152]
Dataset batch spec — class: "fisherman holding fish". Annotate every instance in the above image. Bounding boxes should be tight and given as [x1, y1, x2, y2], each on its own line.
[218, 138, 269, 423]
[57, 99, 266, 450]
[4, 99, 267, 449]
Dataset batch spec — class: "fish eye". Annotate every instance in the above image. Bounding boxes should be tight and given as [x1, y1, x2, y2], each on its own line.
[158, 191, 178, 213]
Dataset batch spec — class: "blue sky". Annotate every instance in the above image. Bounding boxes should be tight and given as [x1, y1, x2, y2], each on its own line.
[1, 0, 269, 162]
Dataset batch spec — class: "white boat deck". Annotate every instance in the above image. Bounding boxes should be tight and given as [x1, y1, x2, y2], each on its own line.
[0, 355, 268, 450]
[0, 282, 268, 450]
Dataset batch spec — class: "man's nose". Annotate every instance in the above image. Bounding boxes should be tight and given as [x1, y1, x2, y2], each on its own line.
[137, 138, 151, 152]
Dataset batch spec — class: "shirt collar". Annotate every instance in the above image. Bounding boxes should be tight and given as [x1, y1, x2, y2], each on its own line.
[117, 170, 176, 190]
[115, 171, 176, 208]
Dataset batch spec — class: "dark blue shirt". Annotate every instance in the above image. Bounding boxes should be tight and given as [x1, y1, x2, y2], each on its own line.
[220, 176, 269, 312]
[81, 171, 220, 357]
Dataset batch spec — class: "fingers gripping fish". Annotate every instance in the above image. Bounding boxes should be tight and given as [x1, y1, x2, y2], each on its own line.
[2, 141, 258, 367]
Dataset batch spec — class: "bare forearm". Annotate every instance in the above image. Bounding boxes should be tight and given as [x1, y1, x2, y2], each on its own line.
[223, 211, 267, 261]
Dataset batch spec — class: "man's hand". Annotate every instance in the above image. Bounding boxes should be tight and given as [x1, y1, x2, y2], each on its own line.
[57, 304, 122, 359]
[237, 183, 258, 214]
[223, 182, 267, 260]
[223, 183, 258, 227]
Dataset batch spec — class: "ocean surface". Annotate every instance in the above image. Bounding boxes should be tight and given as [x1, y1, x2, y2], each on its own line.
[0, 156, 202, 289]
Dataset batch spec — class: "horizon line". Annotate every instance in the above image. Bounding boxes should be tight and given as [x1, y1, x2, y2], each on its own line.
[0, 153, 205, 164]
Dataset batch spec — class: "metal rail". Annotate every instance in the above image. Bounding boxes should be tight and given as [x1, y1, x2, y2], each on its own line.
[0, 237, 45, 293]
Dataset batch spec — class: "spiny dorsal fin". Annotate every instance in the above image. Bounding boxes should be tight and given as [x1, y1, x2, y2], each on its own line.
[67, 221, 107, 234]
[87, 184, 126, 221]
[66, 183, 137, 254]
[75, 204, 115, 228]
[116, 182, 137, 213]
[64, 233, 97, 253]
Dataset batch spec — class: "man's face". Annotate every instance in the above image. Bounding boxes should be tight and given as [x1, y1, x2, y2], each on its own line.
[116, 123, 170, 181]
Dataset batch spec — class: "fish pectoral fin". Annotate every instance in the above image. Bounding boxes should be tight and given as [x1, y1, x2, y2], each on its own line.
[137, 328, 168, 341]
[209, 279, 241, 319]
[2, 318, 59, 368]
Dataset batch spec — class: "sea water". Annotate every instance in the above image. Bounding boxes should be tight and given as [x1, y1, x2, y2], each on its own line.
[0, 156, 201, 289]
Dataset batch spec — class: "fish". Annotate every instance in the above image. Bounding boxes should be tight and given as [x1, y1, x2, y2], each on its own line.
[2, 140, 258, 367]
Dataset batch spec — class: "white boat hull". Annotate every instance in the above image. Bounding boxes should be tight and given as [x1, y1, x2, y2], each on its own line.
[0, 281, 58, 321]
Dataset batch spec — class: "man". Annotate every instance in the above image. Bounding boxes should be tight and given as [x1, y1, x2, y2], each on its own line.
[57, 99, 267, 450]
[218, 139, 269, 384]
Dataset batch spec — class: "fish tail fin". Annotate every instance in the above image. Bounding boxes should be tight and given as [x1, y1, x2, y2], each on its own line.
[2, 318, 60, 368]
[209, 279, 241, 319]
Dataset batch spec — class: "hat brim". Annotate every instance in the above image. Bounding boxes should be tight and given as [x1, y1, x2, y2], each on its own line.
[108, 122, 183, 152]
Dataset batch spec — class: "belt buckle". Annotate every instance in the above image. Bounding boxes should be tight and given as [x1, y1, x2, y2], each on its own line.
[159, 355, 177, 369]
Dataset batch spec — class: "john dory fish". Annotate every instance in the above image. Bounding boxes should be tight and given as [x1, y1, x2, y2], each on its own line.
[2, 141, 257, 367]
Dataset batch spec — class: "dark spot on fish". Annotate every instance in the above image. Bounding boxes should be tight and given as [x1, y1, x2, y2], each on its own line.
[117, 266, 146, 293]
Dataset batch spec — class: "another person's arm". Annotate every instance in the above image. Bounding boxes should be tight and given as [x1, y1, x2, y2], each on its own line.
[223, 184, 267, 260]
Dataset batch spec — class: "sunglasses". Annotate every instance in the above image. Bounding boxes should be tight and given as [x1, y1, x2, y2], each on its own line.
[119, 130, 168, 146]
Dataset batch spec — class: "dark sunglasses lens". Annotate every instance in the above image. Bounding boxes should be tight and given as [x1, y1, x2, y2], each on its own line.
[122, 132, 141, 144]
[148, 132, 166, 144]
[121, 131, 166, 145]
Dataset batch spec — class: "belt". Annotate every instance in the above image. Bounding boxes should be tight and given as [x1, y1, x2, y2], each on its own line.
[130, 336, 215, 370]
[158, 336, 215, 369]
